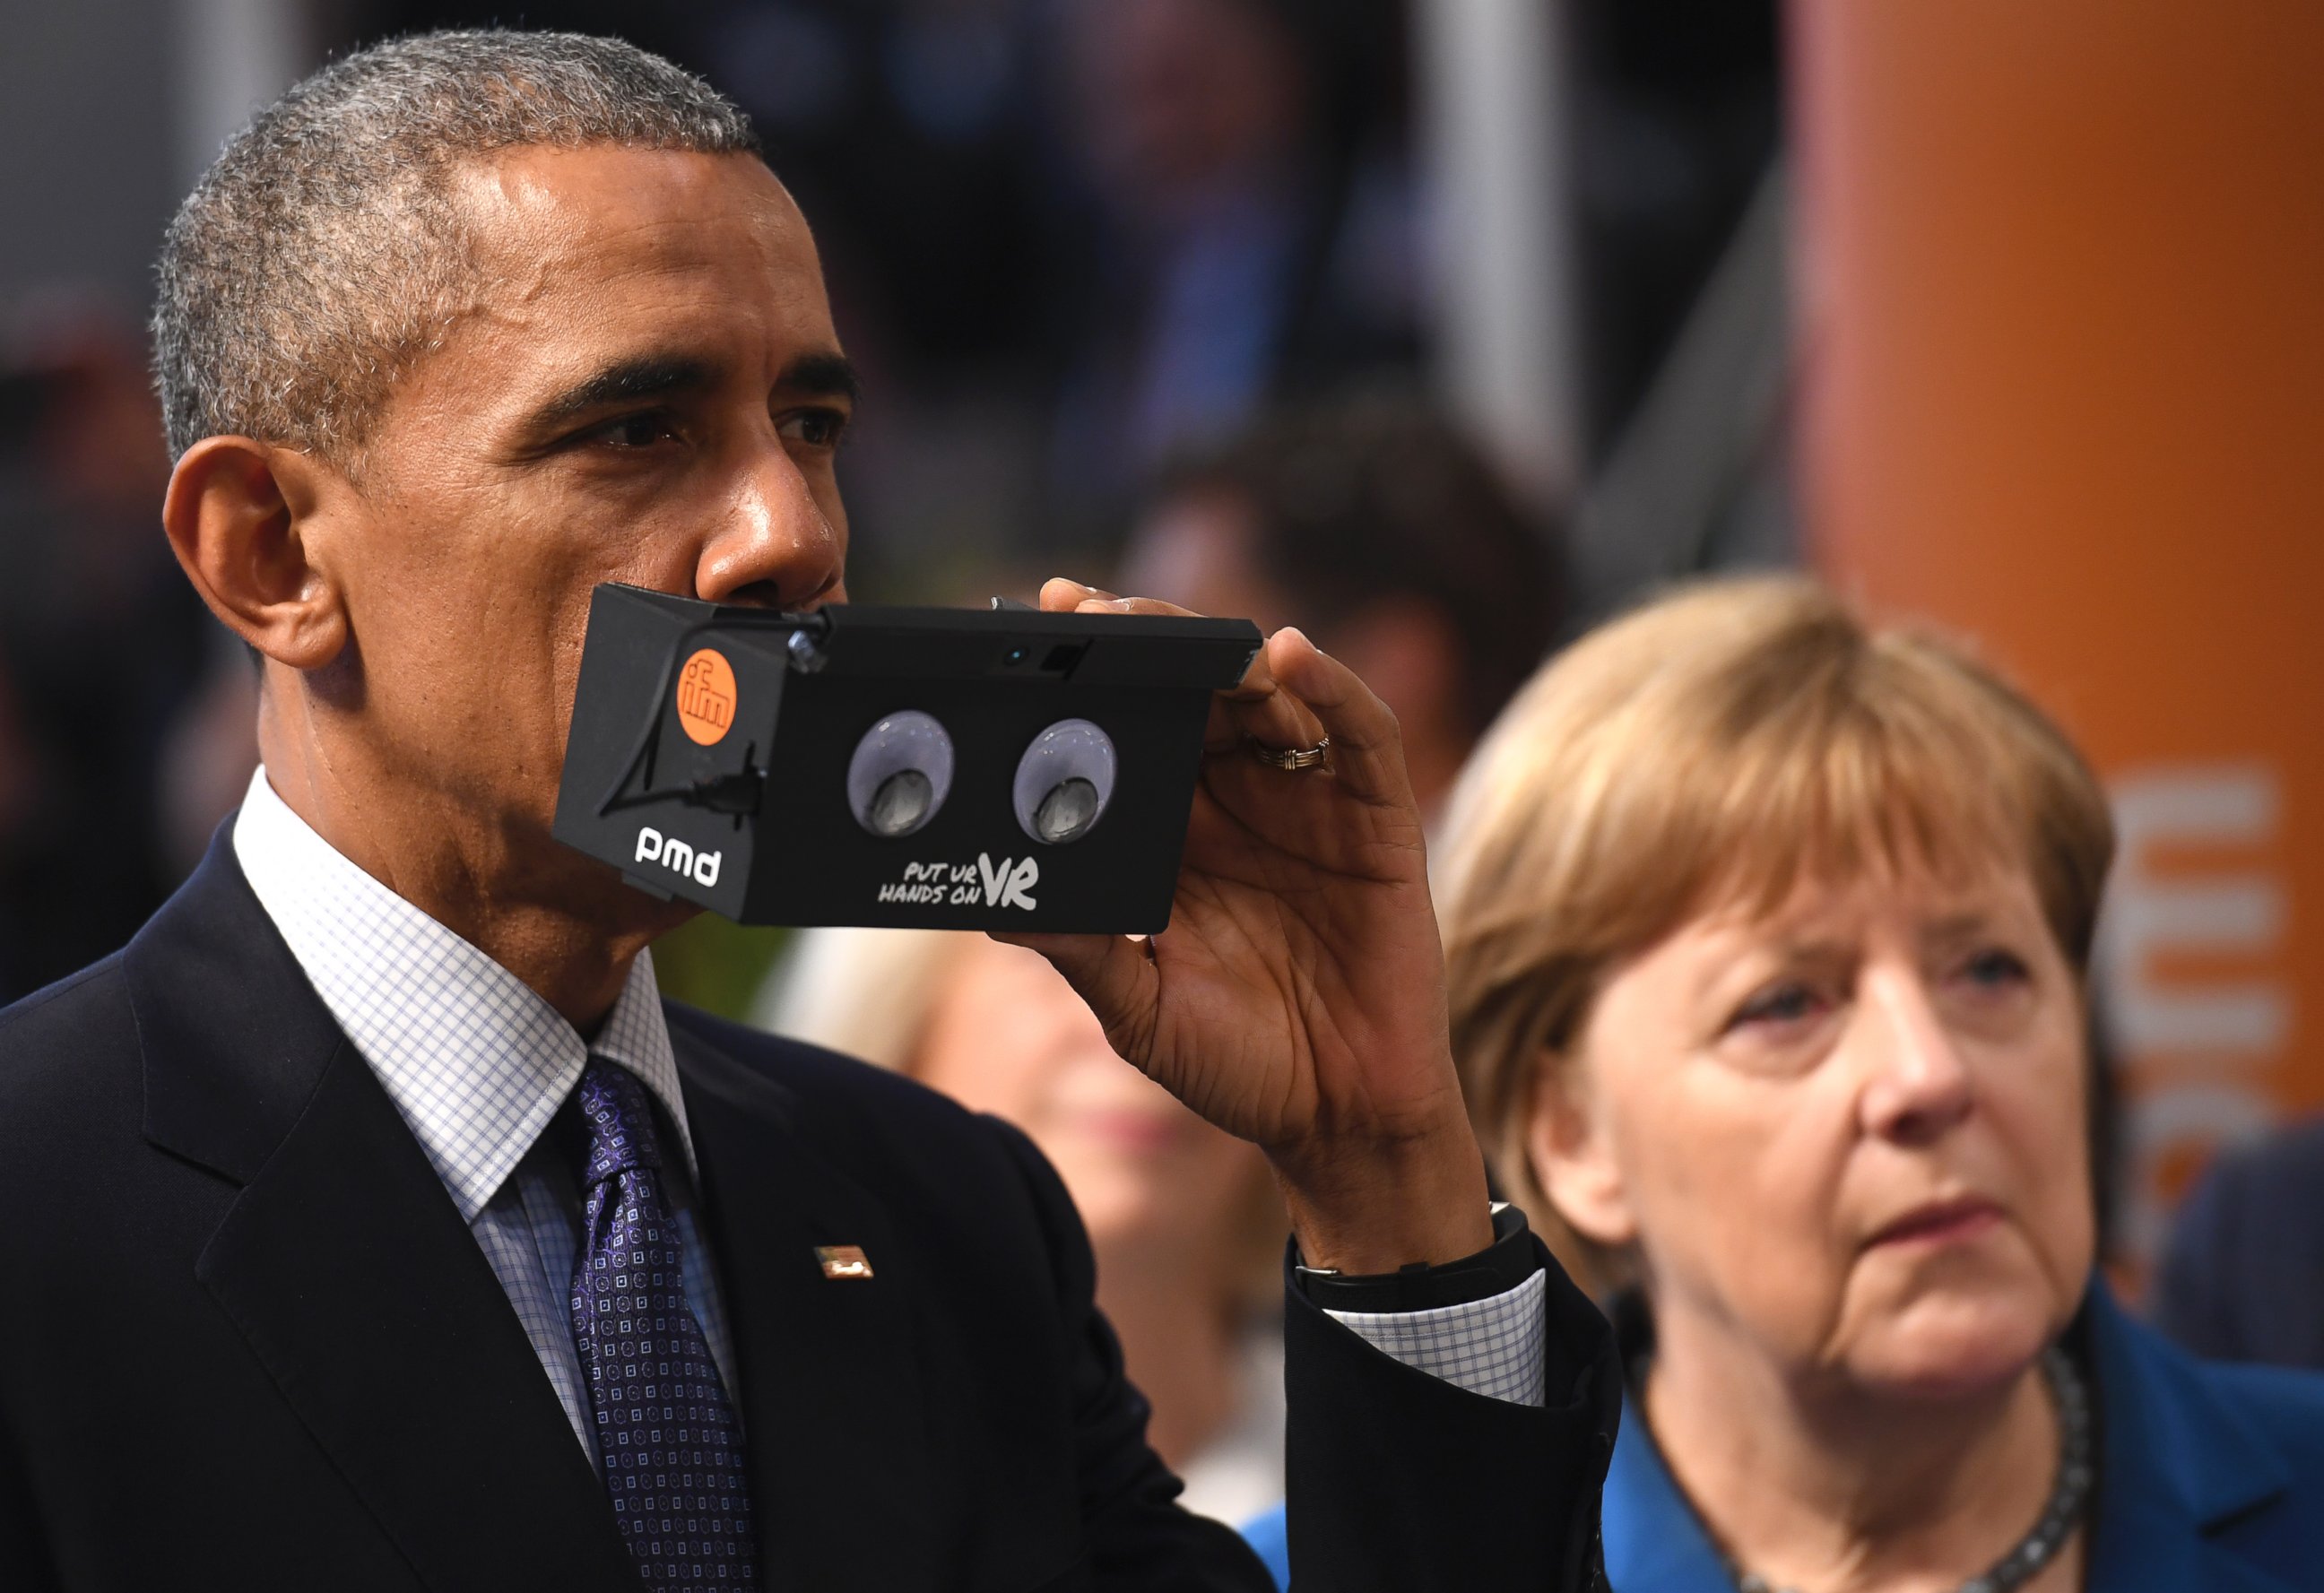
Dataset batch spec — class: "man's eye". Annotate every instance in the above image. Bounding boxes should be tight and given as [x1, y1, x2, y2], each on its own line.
[778, 408, 849, 448]
[589, 411, 681, 450]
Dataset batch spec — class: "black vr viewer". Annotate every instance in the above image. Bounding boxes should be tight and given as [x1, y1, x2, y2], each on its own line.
[552, 584, 1262, 932]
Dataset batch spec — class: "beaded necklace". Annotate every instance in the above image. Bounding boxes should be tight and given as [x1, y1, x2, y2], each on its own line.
[1723, 1346, 2095, 1593]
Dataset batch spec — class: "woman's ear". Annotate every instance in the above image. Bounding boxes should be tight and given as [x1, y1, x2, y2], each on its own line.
[1528, 1046, 1639, 1251]
[161, 436, 349, 671]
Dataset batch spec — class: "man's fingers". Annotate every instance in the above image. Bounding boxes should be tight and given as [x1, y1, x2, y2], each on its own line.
[1253, 628, 1411, 807]
[1037, 576, 1120, 610]
[1041, 580, 1280, 696]
[1210, 670, 1324, 757]
[993, 929, 1158, 1060]
[1028, 598, 1402, 806]
[1042, 582, 1208, 619]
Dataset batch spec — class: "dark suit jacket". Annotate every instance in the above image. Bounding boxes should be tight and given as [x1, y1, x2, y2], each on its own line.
[0, 835, 1617, 1591]
[2154, 1115, 2324, 1373]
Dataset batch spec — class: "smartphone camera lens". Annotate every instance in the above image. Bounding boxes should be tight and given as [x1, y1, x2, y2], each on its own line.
[846, 711, 954, 838]
[1013, 719, 1117, 844]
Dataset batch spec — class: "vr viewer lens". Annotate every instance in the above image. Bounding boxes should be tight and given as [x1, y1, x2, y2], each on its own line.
[847, 711, 954, 837]
[1014, 719, 1117, 844]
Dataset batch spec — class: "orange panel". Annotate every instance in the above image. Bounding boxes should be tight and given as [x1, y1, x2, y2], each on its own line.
[1792, 0, 2324, 1264]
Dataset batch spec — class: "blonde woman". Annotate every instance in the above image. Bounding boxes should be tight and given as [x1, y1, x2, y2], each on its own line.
[1244, 578, 2324, 1590]
[757, 929, 1288, 1526]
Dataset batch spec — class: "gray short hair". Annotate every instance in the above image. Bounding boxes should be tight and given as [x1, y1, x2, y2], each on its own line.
[152, 30, 760, 463]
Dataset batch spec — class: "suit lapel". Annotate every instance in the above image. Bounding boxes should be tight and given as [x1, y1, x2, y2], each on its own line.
[129, 833, 636, 1593]
[674, 1022, 940, 1593]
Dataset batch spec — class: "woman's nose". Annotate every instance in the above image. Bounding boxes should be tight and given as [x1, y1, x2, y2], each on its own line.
[1856, 972, 1975, 1145]
[694, 440, 844, 611]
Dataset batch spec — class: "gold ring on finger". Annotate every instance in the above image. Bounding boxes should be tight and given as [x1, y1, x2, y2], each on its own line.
[1250, 734, 1330, 772]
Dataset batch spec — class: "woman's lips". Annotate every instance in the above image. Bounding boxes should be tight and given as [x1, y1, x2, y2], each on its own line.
[1869, 1196, 2004, 1249]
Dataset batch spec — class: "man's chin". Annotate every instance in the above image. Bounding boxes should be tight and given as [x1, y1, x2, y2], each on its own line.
[484, 816, 704, 942]
[567, 855, 706, 943]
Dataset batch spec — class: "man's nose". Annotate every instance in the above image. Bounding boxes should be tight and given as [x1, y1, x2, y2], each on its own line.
[693, 439, 844, 610]
[1856, 968, 1975, 1146]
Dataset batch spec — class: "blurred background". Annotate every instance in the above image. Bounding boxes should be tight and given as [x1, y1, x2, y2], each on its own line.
[2, 0, 2318, 1308]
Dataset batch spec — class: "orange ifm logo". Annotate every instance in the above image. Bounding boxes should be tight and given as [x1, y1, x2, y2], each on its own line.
[675, 648, 738, 746]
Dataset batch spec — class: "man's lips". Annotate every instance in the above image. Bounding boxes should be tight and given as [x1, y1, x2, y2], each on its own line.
[1868, 1195, 2005, 1249]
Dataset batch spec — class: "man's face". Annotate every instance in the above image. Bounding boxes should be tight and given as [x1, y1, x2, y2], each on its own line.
[305, 145, 852, 907]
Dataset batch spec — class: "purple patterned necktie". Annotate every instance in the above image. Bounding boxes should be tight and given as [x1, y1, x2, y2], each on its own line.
[570, 1058, 758, 1590]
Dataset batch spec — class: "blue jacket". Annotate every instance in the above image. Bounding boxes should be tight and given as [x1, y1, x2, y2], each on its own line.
[1243, 1284, 2324, 1590]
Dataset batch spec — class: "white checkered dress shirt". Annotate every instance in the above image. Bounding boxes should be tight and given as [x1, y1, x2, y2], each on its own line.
[1322, 1270, 1548, 1406]
[234, 767, 1546, 1416]
[233, 770, 736, 1464]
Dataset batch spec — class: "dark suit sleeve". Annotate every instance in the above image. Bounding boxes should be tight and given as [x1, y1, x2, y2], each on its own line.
[984, 1116, 1617, 1592]
[1282, 1241, 1617, 1592]
[0, 1407, 59, 1593]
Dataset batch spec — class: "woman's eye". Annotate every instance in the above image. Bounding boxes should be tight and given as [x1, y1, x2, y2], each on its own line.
[1960, 947, 2030, 989]
[778, 407, 849, 448]
[1732, 982, 1827, 1031]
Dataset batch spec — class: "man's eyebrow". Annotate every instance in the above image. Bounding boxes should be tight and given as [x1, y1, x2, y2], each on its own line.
[778, 351, 861, 404]
[522, 354, 724, 433]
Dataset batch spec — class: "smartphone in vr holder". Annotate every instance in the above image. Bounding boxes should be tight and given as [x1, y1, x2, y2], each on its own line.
[551, 584, 1263, 932]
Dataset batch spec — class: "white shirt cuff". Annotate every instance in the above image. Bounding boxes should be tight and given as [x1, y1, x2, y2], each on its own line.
[1322, 1268, 1548, 1406]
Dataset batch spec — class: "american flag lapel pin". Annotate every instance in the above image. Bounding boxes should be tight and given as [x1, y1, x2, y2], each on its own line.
[815, 1244, 874, 1280]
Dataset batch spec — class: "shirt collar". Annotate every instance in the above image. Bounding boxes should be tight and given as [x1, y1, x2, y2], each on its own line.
[231, 766, 695, 1221]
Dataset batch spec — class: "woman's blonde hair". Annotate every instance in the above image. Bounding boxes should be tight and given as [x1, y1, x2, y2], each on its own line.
[1436, 577, 2115, 1288]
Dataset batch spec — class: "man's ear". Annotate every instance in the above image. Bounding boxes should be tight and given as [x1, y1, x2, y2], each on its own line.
[161, 436, 350, 670]
[1527, 1047, 1639, 1251]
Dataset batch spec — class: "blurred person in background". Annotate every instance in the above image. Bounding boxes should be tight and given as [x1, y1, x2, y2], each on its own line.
[1116, 394, 1561, 826]
[757, 928, 1288, 1525]
[1242, 578, 2324, 1591]
[0, 304, 251, 1002]
[1045, 0, 1418, 542]
[2153, 1116, 2324, 1372]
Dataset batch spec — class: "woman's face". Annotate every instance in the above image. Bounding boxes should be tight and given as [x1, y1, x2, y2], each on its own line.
[916, 937, 1272, 1264]
[1538, 863, 2094, 1398]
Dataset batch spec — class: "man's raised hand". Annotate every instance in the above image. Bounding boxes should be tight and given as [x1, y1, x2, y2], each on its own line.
[997, 579, 1495, 1274]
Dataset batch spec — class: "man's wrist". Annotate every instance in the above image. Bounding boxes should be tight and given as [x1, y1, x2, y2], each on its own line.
[1294, 1202, 1538, 1312]
[1271, 1107, 1496, 1273]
